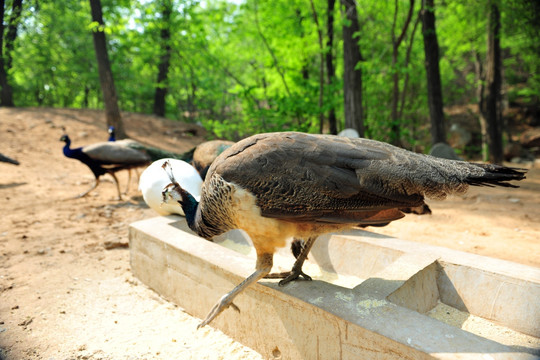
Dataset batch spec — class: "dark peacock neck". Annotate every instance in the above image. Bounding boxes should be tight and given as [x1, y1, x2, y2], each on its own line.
[62, 140, 82, 159]
[108, 126, 116, 141]
[62, 138, 106, 178]
[180, 189, 200, 233]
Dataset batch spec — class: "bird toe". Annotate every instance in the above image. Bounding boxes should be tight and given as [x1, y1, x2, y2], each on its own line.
[198, 293, 238, 328]
[278, 270, 312, 286]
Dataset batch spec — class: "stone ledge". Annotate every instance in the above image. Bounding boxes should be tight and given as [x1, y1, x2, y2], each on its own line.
[129, 216, 540, 360]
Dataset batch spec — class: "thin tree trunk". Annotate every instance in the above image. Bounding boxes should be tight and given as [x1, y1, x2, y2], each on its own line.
[396, 11, 420, 145]
[0, 0, 22, 107]
[187, 66, 197, 121]
[253, 0, 291, 97]
[326, 0, 337, 135]
[398, 11, 420, 120]
[421, 0, 446, 145]
[475, 52, 489, 162]
[153, 0, 173, 117]
[296, 9, 310, 81]
[0, 0, 6, 106]
[89, 0, 126, 138]
[390, 0, 414, 146]
[341, 0, 364, 137]
[83, 85, 90, 108]
[309, 0, 325, 133]
[481, 1, 503, 164]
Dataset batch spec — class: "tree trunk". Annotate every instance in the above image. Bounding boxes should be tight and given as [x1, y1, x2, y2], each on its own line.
[398, 12, 420, 147]
[153, 1, 173, 117]
[253, 0, 291, 98]
[475, 52, 488, 161]
[421, 0, 446, 145]
[83, 85, 90, 108]
[186, 65, 197, 122]
[480, 1, 503, 164]
[398, 13, 420, 120]
[0, 0, 22, 107]
[89, 0, 126, 138]
[390, 0, 415, 146]
[0, 0, 6, 106]
[341, 0, 364, 137]
[309, 0, 325, 134]
[326, 0, 337, 135]
[295, 9, 310, 82]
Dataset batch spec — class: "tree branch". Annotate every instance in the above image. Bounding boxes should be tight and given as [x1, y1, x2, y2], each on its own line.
[183, 47, 261, 109]
[398, 9, 421, 120]
[393, 0, 415, 48]
[253, 0, 291, 97]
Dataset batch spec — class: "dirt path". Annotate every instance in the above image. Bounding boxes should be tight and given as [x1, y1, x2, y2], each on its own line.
[0, 108, 538, 359]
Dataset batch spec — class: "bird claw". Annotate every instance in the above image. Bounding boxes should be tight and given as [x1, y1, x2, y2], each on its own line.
[278, 269, 312, 286]
[265, 268, 313, 284]
[197, 294, 240, 329]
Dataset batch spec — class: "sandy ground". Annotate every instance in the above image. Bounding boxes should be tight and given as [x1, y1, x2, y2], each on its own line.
[0, 107, 539, 359]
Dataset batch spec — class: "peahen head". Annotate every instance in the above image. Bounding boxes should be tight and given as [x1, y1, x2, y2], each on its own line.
[160, 160, 199, 225]
[161, 161, 193, 205]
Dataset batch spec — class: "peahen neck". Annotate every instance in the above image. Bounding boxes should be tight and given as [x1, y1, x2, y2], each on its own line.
[179, 187, 228, 240]
[178, 188, 200, 233]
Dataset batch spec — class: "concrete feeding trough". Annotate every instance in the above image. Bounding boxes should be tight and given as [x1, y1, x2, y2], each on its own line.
[129, 216, 540, 359]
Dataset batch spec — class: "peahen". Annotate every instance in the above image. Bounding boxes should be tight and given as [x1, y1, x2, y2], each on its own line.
[162, 131, 526, 328]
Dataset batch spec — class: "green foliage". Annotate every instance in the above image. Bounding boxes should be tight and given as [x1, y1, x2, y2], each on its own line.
[2, 0, 538, 151]
[11, 1, 98, 107]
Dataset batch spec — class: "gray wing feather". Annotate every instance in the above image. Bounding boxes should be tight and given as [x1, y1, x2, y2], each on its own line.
[83, 141, 151, 164]
[209, 132, 524, 221]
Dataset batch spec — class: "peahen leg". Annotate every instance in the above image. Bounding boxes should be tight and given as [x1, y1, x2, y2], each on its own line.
[265, 238, 307, 279]
[278, 236, 318, 286]
[198, 253, 273, 328]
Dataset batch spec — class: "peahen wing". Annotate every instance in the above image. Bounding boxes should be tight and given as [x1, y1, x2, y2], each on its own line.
[211, 132, 427, 224]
